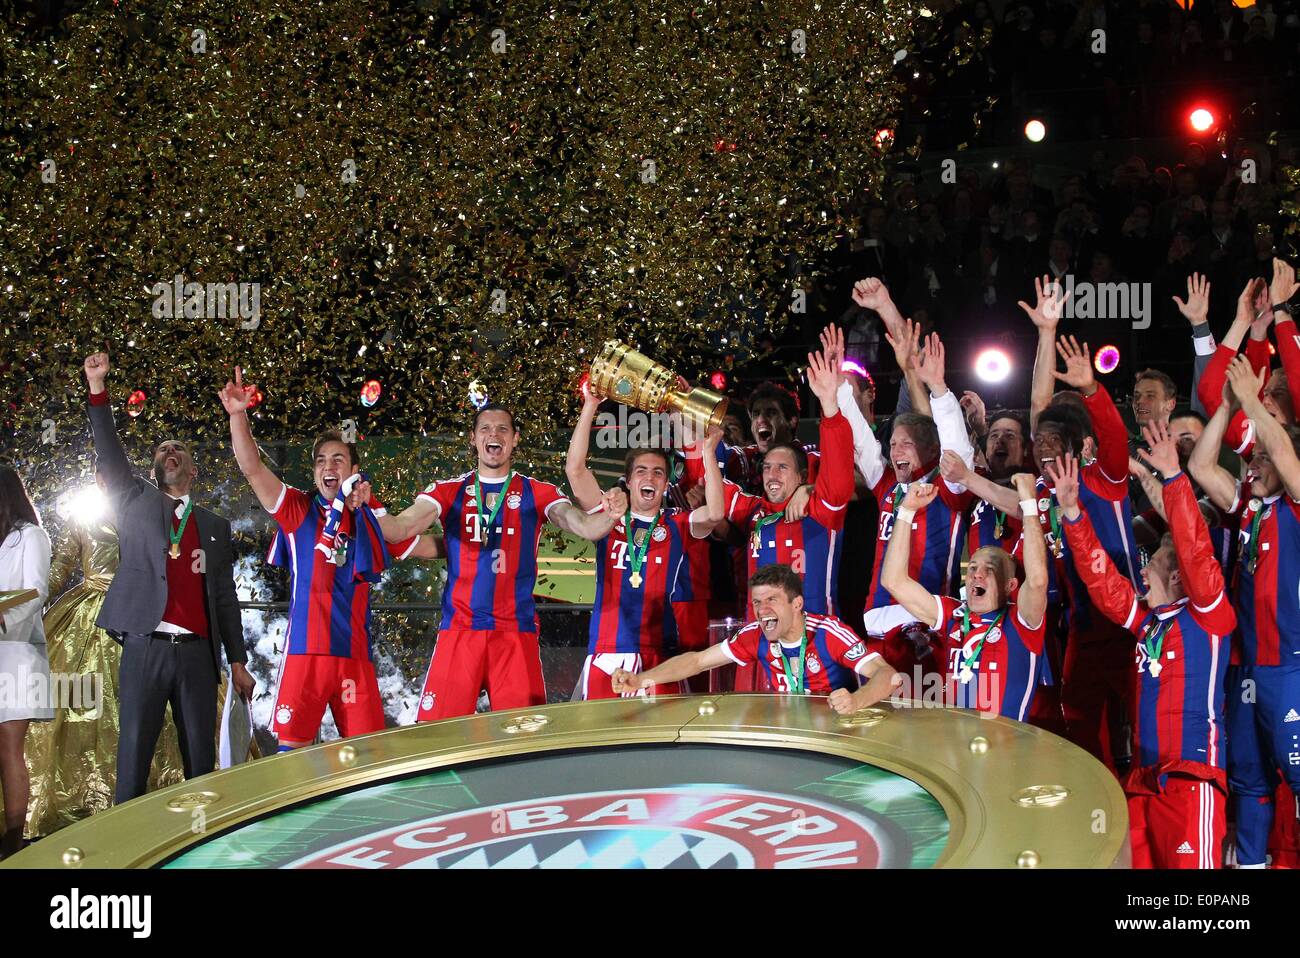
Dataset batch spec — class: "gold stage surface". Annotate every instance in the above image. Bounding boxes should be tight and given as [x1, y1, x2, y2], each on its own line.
[4, 694, 1130, 869]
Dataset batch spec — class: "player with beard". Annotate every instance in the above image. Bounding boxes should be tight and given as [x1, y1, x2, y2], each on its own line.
[716, 342, 854, 619]
[220, 369, 442, 748]
[376, 403, 624, 720]
[1053, 431, 1236, 870]
[1190, 355, 1300, 869]
[880, 472, 1049, 720]
[611, 564, 900, 711]
[564, 391, 725, 698]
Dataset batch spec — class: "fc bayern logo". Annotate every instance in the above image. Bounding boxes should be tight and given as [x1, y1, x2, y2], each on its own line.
[986, 626, 1002, 643]
[275, 705, 292, 726]
[652, 525, 667, 542]
[807, 656, 822, 674]
[507, 493, 522, 510]
[421, 693, 435, 712]
[285, 787, 891, 869]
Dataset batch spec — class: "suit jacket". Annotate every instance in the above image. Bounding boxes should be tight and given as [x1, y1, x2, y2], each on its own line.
[88, 398, 246, 678]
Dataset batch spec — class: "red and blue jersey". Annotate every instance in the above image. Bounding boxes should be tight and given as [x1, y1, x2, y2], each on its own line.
[417, 471, 569, 633]
[588, 509, 701, 655]
[867, 468, 972, 609]
[725, 411, 854, 618]
[267, 484, 417, 660]
[1063, 472, 1237, 790]
[966, 494, 1021, 557]
[932, 595, 1046, 720]
[721, 613, 878, 695]
[1230, 486, 1300, 667]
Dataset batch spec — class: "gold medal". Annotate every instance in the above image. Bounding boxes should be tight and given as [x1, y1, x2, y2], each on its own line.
[1051, 538, 1063, 559]
[629, 571, 643, 588]
[169, 542, 180, 559]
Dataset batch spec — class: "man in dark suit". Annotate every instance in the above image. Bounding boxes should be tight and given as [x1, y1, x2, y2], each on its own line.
[83, 352, 255, 804]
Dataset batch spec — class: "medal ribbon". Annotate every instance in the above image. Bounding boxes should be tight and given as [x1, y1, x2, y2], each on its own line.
[474, 470, 515, 542]
[957, 607, 1007, 674]
[1141, 616, 1173, 673]
[169, 499, 194, 556]
[1245, 502, 1265, 574]
[624, 508, 662, 580]
[752, 510, 783, 549]
[777, 616, 809, 695]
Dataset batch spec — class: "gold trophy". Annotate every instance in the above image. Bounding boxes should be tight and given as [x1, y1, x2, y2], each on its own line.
[588, 340, 728, 431]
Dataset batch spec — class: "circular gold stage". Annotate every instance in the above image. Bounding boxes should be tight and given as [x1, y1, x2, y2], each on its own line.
[4, 695, 1129, 869]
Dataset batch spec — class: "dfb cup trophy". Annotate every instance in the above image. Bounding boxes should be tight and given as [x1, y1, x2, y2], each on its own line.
[588, 340, 729, 433]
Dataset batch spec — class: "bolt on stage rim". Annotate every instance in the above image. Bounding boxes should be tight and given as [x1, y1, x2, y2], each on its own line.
[4, 695, 1129, 870]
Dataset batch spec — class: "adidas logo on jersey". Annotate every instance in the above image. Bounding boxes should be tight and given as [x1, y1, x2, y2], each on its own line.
[1176, 841, 1195, 855]
[1285, 708, 1300, 723]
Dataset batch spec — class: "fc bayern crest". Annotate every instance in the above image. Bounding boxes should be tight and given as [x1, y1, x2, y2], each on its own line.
[652, 525, 667, 542]
[275, 705, 293, 726]
[421, 693, 435, 712]
[285, 787, 889, 869]
[807, 655, 822, 674]
[986, 626, 1002, 643]
[507, 493, 522, 509]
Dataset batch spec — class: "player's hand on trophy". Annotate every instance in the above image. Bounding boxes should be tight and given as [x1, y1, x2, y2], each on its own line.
[783, 483, 814, 521]
[702, 424, 723, 453]
[218, 365, 258, 415]
[580, 376, 601, 414]
[84, 351, 111, 389]
[828, 688, 856, 715]
[901, 481, 938, 513]
[345, 478, 372, 511]
[603, 485, 629, 516]
[611, 668, 648, 695]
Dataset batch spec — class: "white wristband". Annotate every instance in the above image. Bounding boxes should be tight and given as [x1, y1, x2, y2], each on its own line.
[896, 507, 916, 526]
[1020, 498, 1038, 518]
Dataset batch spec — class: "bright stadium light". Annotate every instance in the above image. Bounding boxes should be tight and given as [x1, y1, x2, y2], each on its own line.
[1094, 344, 1121, 375]
[974, 348, 1012, 384]
[1188, 107, 1215, 133]
[57, 484, 108, 525]
[1024, 119, 1046, 143]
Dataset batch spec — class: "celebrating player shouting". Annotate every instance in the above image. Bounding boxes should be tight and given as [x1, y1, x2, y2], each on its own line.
[220, 367, 441, 749]
[377, 403, 623, 720]
[880, 472, 1049, 720]
[1053, 426, 1236, 870]
[564, 389, 726, 698]
[611, 564, 900, 711]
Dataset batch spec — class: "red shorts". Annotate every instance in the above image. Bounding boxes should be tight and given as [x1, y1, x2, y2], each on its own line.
[1128, 777, 1225, 869]
[671, 599, 710, 652]
[416, 629, 546, 721]
[1269, 781, 1300, 868]
[580, 652, 684, 700]
[272, 654, 385, 745]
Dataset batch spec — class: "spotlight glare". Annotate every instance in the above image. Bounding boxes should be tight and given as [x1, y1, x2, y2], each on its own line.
[1189, 107, 1215, 133]
[360, 379, 382, 407]
[709, 370, 728, 391]
[1094, 344, 1121, 375]
[974, 348, 1012, 384]
[58, 484, 108, 525]
[1024, 119, 1046, 142]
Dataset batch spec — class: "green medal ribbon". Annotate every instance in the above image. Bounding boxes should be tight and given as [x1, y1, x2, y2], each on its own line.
[1046, 496, 1064, 557]
[777, 616, 809, 695]
[993, 509, 1006, 540]
[1140, 616, 1173, 672]
[168, 499, 194, 558]
[473, 470, 514, 542]
[624, 508, 662, 584]
[752, 511, 783, 549]
[1245, 501, 1265, 574]
[957, 606, 1007, 677]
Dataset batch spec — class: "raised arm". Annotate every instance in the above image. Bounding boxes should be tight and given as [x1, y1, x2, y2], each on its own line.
[824, 323, 886, 489]
[1187, 398, 1242, 512]
[1174, 272, 1214, 417]
[220, 366, 285, 514]
[917, 333, 976, 482]
[1270, 257, 1300, 416]
[884, 318, 931, 419]
[806, 342, 854, 510]
[1059, 341, 1128, 483]
[564, 382, 606, 512]
[1019, 276, 1065, 432]
[82, 353, 134, 498]
[939, 450, 1021, 515]
[611, 642, 734, 694]
[1198, 278, 1266, 455]
[1048, 454, 1142, 635]
[1230, 355, 1300, 501]
[1010, 472, 1048, 629]
[548, 487, 626, 541]
[880, 482, 944, 627]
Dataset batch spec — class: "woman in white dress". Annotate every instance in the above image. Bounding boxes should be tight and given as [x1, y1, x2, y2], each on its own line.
[0, 464, 53, 859]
